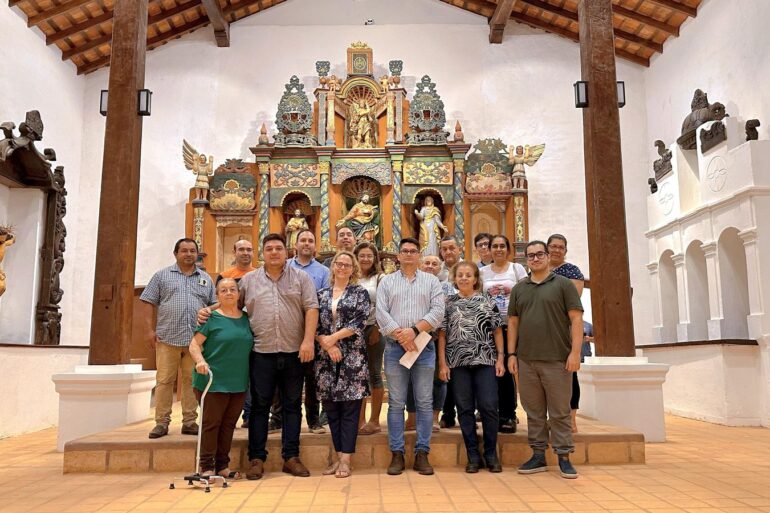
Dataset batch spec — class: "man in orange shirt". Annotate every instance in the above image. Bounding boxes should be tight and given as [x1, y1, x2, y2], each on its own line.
[217, 239, 256, 284]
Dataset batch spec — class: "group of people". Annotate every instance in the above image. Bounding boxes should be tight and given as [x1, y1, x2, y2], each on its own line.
[140, 226, 589, 481]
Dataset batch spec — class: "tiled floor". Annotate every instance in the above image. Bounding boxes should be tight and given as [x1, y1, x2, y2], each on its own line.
[1, 415, 770, 513]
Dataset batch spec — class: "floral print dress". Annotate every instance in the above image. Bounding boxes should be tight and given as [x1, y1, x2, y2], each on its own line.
[315, 284, 371, 402]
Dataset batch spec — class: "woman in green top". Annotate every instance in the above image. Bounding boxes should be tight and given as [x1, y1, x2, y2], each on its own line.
[189, 278, 253, 480]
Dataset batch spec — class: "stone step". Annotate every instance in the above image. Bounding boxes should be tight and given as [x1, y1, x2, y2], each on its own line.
[64, 417, 645, 473]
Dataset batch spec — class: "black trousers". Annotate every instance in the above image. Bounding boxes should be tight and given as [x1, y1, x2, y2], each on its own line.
[323, 399, 362, 454]
[498, 325, 518, 422]
[248, 352, 304, 461]
[570, 372, 580, 410]
[268, 362, 320, 427]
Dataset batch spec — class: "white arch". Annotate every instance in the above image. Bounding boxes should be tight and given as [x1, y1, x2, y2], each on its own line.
[659, 250, 679, 342]
[717, 227, 750, 338]
[685, 239, 709, 340]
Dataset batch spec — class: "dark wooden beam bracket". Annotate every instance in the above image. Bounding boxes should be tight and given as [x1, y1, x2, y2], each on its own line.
[201, 0, 230, 47]
[489, 0, 517, 43]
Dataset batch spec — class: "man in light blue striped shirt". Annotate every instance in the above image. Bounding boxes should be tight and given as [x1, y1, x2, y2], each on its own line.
[376, 237, 445, 476]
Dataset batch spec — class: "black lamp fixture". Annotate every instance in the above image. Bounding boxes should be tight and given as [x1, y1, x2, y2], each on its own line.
[137, 89, 152, 116]
[617, 81, 626, 108]
[573, 81, 588, 108]
[99, 89, 108, 116]
[573, 80, 627, 108]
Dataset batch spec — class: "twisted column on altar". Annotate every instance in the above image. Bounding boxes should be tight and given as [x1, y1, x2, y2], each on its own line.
[392, 161, 403, 243]
[319, 161, 331, 245]
[257, 163, 270, 254]
[453, 159, 465, 254]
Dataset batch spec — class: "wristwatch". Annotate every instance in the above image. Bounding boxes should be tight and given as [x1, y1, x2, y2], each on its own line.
[411, 326, 420, 336]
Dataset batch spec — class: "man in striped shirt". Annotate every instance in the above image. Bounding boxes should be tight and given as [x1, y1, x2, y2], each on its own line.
[376, 238, 445, 476]
[141, 238, 217, 439]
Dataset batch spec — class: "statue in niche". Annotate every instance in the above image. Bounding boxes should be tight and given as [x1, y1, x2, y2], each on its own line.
[285, 209, 309, 250]
[182, 139, 215, 203]
[348, 99, 376, 149]
[0, 225, 15, 297]
[508, 144, 545, 190]
[414, 195, 447, 256]
[337, 193, 379, 242]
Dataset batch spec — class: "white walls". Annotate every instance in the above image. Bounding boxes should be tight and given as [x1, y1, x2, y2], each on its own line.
[0, 6, 86, 345]
[644, 0, 770, 164]
[0, 346, 89, 438]
[73, 0, 653, 346]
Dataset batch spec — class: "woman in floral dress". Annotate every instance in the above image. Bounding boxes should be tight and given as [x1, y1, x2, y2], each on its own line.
[315, 250, 371, 478]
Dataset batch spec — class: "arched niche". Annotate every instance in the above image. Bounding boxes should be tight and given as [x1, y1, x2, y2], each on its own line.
[718, 227, 750, 338]
[685, 240, 709, 340]
[659, 250, 679, 342]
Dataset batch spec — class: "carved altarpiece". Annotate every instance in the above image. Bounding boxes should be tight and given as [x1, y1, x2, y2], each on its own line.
[0, 111, 68, 345]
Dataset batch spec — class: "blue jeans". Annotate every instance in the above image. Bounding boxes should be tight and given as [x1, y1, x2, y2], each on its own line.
[452, 365, 499, 462]
[384, 337, 435, 454]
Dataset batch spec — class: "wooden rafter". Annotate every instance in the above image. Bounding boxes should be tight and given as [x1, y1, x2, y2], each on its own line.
[522, 0, 663, 54]
[62, 31, 111, 60]
[612, 4, 679, 36]
[46, 10, 112, 45]
[489, 0, 517, 44]
[200, 0, 229, 47]
[510, 10, 649, 66]
[644, 0, 697, 17]
[26, 0, 93, 28]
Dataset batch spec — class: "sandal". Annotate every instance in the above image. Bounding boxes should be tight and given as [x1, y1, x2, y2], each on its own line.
[335, 461, 351, 479]
[358, 423, 381, 435]
[217, 469, 242, 480]
[322, 461, 340, 476]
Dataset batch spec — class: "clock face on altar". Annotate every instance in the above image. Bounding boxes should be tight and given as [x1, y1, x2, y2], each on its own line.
[352, 54, 368, 73]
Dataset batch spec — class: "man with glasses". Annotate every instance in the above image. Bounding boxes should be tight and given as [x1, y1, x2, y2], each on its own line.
[474, 232, 493, 268]
[377, 238, 445, 476]
[507, 240, 584, 479]
[141, 238, 217, 439]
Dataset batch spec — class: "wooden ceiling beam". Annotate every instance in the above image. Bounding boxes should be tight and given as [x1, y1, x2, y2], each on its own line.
[522, 0, 662, 53]
[62, 31, 110, 60]
[612, 4, 679, 36]
[76, 54, 110, 75]
[47, 10, 112, 45]
[201, 0, 229, 46]
[510, 10, 649, 66]
[644, 0, 697, 17]
[27, 0, 93, 27]
[146, 16, 209, 48]
[489, 0, 517, 43]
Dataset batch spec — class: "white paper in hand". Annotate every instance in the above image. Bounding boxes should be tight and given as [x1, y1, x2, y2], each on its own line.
[398, 331, 433, 369]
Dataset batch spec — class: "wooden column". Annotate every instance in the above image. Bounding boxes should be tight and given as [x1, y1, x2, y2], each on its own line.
[578, 0, 635, 356]
[88, 0, 149, 364]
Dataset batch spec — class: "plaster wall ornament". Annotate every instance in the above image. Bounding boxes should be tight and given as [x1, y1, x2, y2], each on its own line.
[658, 182, 674, 215]
[706, 156, 728, 192]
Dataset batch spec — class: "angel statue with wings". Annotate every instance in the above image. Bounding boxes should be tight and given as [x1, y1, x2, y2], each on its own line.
[182, 139, 215, 203]
[508, 143, 545, 190]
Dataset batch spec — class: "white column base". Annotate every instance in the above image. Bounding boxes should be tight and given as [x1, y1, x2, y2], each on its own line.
[52, 364, 155, 451]
[579, 356, 670, 442]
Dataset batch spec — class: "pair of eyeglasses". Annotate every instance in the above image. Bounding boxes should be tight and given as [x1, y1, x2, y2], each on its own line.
[491, 244, 507, 250]
[400, 249, 419, 255]
[334, 261, 353, 269]
[526, 251, 548, 260]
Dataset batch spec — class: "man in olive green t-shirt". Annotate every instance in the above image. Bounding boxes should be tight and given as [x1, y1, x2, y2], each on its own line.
[507, 240, 584, 479]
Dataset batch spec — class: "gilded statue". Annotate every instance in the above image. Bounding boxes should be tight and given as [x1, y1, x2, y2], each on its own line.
[348, 99, 376, 149]
[285, 209, 309, 249]
[182, 139, 215, 202]
[0, 225, 15, 297]
[508, 144, 545, 190]
[414, 195, 447, 256]
[336, 193, 379, 242]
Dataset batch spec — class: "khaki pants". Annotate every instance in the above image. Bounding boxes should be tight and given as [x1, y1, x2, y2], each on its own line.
[155, 342, 198, 426]
[518, 358, 573, 455]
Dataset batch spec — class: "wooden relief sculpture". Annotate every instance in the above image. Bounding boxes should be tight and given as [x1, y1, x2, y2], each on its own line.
[348, 99, 377, 149]
[182, 139, 214, 203]
[336, 193, 379, 242]
[508, 144, 545, 190]
[0, 225, 15, 297]
[677, 89, 728, 150]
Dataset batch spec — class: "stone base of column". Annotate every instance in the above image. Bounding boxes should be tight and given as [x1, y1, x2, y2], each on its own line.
[579, 356, 670, 442]
[52, 364, 155, 451]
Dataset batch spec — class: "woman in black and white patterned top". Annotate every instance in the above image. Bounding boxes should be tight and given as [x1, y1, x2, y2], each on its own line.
[438, 261, 505, 473]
